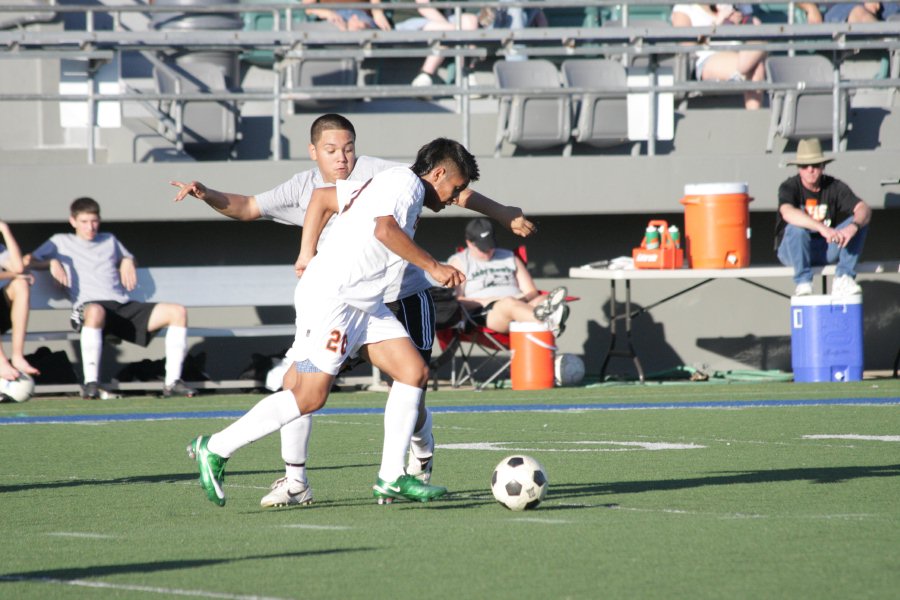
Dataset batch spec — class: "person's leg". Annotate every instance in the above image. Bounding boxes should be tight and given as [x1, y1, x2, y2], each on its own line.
[777, 224, 817, 285]
[366, 336, 446, 502]
[191, 368, 333, 506]
[79, 302, 106, 392]
[386, 291, 436, 480]
[259, 362, 315, 508]
[739, 51, 767, 109]
[827, 217, 868, 279]
[4, 278, 38, 375]
[484, 297, 541, 333]
[0, 288, 22, 379]
[147, 302, 190, 389]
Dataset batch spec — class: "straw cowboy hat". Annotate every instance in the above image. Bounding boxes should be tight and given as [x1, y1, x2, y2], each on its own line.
[787, 138, 834, 166]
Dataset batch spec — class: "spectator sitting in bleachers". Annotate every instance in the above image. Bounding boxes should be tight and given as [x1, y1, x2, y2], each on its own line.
[671, 3, 766, 109]
[394, 0, 480, 86]
[824, 2, 899, 23]
[301, 0, 391, 31]
[448, 218, 569, 337]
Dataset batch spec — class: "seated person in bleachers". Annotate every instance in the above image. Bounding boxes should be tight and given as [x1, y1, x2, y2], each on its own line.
[671, 3, 767, 109]
[301, 0, 391, 31]
[25, 197, 196, 400]
[0, 220, 39, 380]
[394, 0, 480, 86]
[448, 218, 569, 336]
[824, 2, 899, 23]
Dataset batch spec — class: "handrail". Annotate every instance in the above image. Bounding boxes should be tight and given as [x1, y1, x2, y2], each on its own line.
[2, 1, 898, 162]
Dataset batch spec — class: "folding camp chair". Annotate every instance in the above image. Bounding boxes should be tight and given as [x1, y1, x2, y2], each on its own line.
[429, 246, 578, 391]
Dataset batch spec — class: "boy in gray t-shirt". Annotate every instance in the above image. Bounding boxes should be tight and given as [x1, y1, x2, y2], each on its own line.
[0, 220, 39, 381]
[27, 197, 196, 400]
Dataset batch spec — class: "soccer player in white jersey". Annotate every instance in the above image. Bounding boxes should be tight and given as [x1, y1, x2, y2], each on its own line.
[26, 198, 196, 399]
[0, 220, 39, 381]
[172, 114, 536, 508]
[186, 138, 478, 506]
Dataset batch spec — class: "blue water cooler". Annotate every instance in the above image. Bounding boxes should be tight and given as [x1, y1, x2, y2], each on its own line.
[790, 295, 863, 382]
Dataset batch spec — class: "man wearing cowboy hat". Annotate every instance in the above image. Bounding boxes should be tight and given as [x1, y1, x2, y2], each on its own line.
[774, 138, 871, 297]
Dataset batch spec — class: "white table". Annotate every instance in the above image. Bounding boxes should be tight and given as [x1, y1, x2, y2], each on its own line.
[569, 261, 899, 382]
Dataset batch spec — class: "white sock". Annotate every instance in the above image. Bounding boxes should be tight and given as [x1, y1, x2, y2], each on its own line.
[164, 325, 188, 386]
[410, 408, 434, 459]
[208, 390, 301, 458]
[378, 381, 422, 482]
[281, 414, 312, 483]
[80, 326, 103, 384]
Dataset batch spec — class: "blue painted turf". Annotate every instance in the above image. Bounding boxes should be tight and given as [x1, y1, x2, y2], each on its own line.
[1, 397, 898, 425]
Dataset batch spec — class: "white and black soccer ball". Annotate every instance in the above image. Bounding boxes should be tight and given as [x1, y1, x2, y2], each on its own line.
[555, 353, 585, 387]
[491, 455, 548, 511]
[0, 372, 35, 403]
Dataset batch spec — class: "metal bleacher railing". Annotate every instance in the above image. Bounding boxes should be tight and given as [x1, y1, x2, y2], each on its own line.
[1, 1, 899, 162]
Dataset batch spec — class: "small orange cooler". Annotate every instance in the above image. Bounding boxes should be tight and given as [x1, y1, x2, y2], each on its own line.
[510, 321, 556, 390]
[680, 183, 752, 268]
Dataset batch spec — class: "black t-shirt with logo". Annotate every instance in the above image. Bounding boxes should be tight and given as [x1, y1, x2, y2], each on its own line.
[773, 173, 861, 250]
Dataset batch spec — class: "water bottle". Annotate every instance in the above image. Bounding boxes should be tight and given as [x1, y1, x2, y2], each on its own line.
[645, 226, 660, 250]
[668, 225, 681, 249]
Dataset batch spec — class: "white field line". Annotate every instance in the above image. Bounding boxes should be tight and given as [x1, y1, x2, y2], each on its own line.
[45, 532, 116, 539]
[437, 441, 706, 452]
[279, 524, 352, 531]
[557, 503, 885, 521]
[803, 434, 900, 442]
[510, 517, 573, 524]
[0, 576, 292, 600]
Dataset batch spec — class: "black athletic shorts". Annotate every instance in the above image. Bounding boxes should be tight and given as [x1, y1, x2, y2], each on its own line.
[72, 300, 158, 347]
[0, 287, 11, 334]
[467, 300, 497, 329]
[386, 289, 436, 364]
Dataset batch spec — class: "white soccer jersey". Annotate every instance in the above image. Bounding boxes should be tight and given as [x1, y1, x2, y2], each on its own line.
[30, 233, 134, 307]
[255, 155, 404, 226]
[254, 155, 429, 301]
[297, 166, 424, 313]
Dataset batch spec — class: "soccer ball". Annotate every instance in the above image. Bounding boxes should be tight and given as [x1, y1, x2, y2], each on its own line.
[555, 353, 585, 386]
[491, 455, 548, 511]
[0, 373, 35, 403]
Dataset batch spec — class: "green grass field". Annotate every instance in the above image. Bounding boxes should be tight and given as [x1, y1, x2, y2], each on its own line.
[2, 380, 899, 599]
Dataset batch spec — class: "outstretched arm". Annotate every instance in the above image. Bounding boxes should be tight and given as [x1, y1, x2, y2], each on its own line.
[170, 180, 262, 221]
[296, 187, 339, 277]
[456, 190, 536, 238]
[374, 216, 465, 288]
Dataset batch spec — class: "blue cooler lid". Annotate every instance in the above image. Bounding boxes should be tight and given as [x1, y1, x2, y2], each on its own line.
[790, 294, 862, 307]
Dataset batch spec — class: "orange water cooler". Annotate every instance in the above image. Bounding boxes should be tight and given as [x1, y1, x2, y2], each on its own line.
[509, 321, 556, 390]
[679, 183, 752, 268]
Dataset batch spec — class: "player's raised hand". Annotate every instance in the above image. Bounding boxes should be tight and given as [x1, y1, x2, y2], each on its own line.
[170, 180, 209, 202]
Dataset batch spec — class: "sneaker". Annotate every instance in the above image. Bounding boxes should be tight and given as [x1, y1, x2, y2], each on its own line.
[187, 435, 228, 507]
[831, 275, 862, 297]
[533, 286, 568, 321]
[81, 381, 112, 400]
[546, 303, 570, 338]
[794, 282, 813, 297]
[406, 454, 433, 484]
[260, 477, 314, 508]
[412, 72, 434, 87]
[162, 379, 197, 398]
[372, 474, 447, 504]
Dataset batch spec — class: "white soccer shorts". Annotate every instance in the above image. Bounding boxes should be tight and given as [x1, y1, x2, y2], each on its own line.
[286, 299, 409, 375]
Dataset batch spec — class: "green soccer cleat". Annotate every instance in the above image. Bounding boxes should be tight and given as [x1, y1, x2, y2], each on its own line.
[372, 474, 447, 504]
[187, 435, 228, 507]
